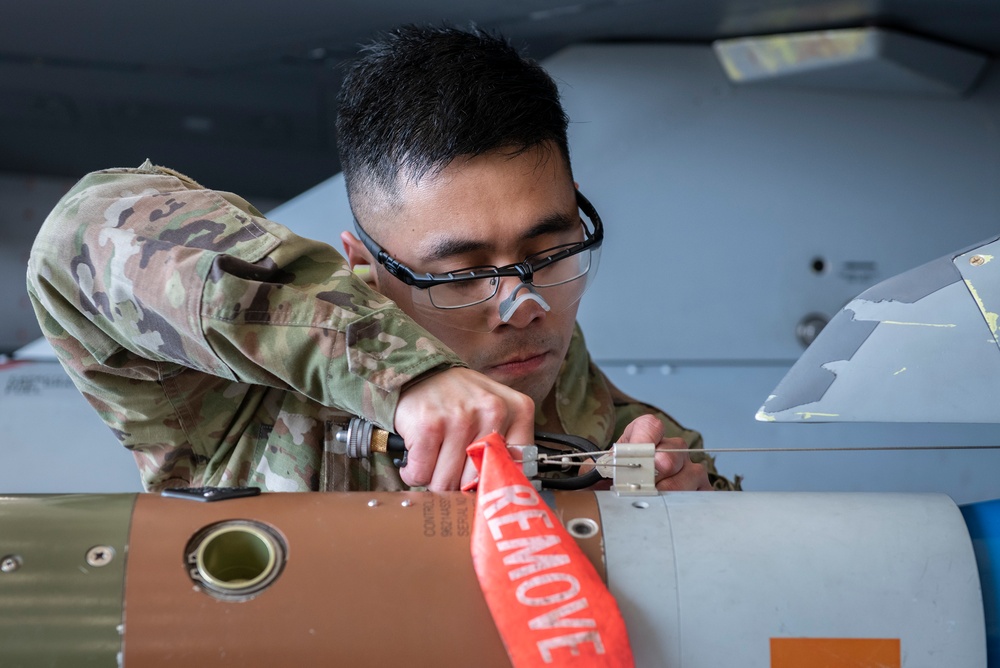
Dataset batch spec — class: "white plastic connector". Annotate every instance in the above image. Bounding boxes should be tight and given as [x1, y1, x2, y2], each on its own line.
[610, 442, 658, 496]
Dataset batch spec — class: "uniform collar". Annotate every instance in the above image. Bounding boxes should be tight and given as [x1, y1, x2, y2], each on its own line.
[535, 323, 617, 448]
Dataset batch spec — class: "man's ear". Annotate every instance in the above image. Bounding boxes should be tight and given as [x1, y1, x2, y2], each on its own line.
[341, 231, 380, 289]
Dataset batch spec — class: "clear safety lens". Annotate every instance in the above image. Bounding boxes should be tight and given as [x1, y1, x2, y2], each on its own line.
[411, 246, 601, 332]
[427, 270, 500, 309]
[425, 245, 595, 310]
[530, 244, 593, 288]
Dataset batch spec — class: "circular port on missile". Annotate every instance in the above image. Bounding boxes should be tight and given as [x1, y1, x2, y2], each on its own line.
[566, 518, 600, 539]
[186, 520, 286, 600]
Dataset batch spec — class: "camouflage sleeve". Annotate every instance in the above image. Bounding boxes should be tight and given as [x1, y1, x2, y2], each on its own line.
[26, 163, 464, 433]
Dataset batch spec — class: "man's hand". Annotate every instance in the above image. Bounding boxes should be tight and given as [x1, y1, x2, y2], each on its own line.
[619, 414, 712, 491]
[394, 367, 535, 491]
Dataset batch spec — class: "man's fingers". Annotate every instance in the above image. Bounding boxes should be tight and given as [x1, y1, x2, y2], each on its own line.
[427, 428, 479, 491]
[619, 414, 665, 444]
[619, 416, 713, 492]
[502, 392, 536, 447]
[651, 436, 713, 491]
[397, 418, 483, 490]
[459, 457, 480, 489]
[653, 449, 686, 479]
[397, 423, 443, 488]
[393, 367, 536, 490]
[655, 461, 710, 492]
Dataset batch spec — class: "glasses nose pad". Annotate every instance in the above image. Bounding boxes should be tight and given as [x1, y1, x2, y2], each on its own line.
[497, 282, 551, 323]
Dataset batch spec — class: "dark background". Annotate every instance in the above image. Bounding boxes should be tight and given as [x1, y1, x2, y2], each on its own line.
[4, 0, 1000, 201]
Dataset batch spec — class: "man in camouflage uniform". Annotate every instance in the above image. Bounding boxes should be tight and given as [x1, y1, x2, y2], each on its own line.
[27, 25, 736, 492]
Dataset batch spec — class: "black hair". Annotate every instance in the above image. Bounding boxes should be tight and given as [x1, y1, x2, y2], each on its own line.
[336, 24, 571, 214]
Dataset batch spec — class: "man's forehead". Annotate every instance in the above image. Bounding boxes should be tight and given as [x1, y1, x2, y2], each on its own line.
[398, 144, 572, 202]
[365, 144, 576, 257]
[410, 204, 579, 264]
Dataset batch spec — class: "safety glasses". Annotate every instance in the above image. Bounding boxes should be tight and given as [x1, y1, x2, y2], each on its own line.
[353, 190, 603, 332]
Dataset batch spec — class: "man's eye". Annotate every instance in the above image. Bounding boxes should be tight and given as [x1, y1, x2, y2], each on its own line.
[449, 280, 485, 295]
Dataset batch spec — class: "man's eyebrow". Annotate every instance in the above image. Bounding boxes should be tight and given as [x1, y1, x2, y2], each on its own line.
[420, 211, 579, 263]
[524, 211, 579, 240]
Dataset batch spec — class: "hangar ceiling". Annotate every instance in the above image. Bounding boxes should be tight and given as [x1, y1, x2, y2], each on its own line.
[3, 0, 999, 199]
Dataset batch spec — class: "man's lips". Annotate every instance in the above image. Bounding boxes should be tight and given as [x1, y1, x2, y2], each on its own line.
[487, 351, 550, 375]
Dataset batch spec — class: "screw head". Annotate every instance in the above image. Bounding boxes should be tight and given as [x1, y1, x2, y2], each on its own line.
[971, 255, 987, 266]
[86, 546, 115, 567]
[400, 499, 413, 507]
[367, 499, 379, 508]
[1, 555, 21, 573]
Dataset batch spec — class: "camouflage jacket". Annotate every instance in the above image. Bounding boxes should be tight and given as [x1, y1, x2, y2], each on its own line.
[27, 162, 733, 491]
[540, 326, 736, 491]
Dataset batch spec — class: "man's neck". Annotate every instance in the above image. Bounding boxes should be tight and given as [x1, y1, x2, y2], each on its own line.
[535, 387, 565, 434]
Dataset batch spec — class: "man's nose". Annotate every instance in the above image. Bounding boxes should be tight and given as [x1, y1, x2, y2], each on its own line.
[494, 279, 550, 328]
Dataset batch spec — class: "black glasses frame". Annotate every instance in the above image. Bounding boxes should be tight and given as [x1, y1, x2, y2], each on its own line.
[353, 190, 604, 290]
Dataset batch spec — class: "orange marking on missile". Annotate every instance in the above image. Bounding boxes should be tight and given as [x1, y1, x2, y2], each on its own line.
[771, 638, 900, 668]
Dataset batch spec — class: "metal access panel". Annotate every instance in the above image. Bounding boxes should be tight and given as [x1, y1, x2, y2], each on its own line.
[546, 43, 1000, 362]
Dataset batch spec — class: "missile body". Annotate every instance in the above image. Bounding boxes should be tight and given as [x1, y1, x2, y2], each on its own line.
[0, 491, 989, 667]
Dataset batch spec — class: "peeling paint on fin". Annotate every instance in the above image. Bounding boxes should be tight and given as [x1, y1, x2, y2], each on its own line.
[859, 254, 962, 304]
[964, 280, 999, 335]
[759, 314, 878, 414]
[759, 234, 1000, 423]
[795, 412, 840, 420]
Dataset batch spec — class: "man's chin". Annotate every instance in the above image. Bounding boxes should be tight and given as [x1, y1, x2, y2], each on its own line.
[442, 328, 573, 407]
[482, 365, 557, 408]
